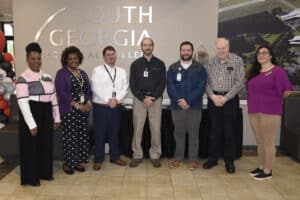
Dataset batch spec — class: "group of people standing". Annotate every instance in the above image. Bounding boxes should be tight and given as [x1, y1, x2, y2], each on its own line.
[16, 37, 292, 186]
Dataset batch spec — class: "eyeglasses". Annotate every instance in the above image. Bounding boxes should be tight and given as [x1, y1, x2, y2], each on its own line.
[256, 52, 270, 56]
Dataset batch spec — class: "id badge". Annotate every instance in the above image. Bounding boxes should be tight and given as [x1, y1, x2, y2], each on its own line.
[80, 94, 85, 103]
[112, 91, 116, 97]
[143, 70, 149, 78]
[176, 73, 182, 81]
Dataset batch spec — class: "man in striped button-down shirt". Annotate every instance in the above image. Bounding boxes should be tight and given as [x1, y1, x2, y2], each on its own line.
[203, 38, 245, 174]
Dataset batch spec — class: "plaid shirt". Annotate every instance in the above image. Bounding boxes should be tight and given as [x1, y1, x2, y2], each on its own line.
[204, 53, 245, 100]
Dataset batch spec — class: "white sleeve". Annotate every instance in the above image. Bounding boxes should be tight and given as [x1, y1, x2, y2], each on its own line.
[116, 69, 129, 103]
[17, 98, 37, 130]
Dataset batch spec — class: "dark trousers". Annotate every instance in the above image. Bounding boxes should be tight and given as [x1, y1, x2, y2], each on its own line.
[19, 101, 53, 185]
[93, 104, 122, 163]
[207, 95, 239, 162]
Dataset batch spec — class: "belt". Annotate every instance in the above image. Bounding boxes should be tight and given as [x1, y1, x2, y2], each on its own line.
[93, 103, 122, 107]
[213, 91, 227, 95]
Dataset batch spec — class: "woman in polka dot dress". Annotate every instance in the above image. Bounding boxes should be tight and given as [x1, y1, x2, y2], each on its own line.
[55, 46, 92, 175]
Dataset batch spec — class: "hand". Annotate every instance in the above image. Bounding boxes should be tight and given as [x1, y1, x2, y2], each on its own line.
[108, 98, 118, 108]
[54, 122, 60, 129]
[30, 127, 38, 136]
[177, 99, 190, 110]
[70, 100, 77, 107]
[210, 95, 224, 107]
[80, 103, 91, 112]
[143, 96, 153, 108]
[219, 96, 227, 106]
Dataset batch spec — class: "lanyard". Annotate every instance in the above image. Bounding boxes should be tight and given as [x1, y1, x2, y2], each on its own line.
[69, 69, 84, 92]
[104, 64, 117, 88]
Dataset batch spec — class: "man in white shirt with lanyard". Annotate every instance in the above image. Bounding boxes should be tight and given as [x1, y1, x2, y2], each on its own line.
[91, 46, 129, 170]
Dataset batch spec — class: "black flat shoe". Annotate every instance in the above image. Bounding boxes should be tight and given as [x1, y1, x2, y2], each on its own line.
[63, 164, 74, 175]
[41, 177, 54, 181]
[74, 165, 85, 172]
[31, 182, 41, 187]
[203, 160, 218, 169]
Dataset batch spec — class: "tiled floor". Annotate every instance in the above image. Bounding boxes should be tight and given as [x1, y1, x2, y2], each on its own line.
[0, 156, 299, 200]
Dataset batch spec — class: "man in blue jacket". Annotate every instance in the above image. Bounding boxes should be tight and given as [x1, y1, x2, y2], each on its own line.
[167, 41, 207, 170]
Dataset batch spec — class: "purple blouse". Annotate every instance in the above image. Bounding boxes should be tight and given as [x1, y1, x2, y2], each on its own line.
[246, 66, 293, 115]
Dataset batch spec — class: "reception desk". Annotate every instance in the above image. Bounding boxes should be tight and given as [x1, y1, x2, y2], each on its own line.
[117, 107, 243, 159]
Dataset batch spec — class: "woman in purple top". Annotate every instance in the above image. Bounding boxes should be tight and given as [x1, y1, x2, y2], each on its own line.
[246, 46, 293, 180]
[55, 46, 92, 175]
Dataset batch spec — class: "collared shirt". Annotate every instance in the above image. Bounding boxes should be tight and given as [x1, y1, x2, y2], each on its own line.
[129, 56, 166, 101]
[91, 64, 128, 104]
[16, 68, 61, 129]
[205, 53, 245, 100]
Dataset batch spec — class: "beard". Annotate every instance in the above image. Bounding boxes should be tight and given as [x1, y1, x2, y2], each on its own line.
[180, 54, 193, 61]
[142, 48, 153, 56]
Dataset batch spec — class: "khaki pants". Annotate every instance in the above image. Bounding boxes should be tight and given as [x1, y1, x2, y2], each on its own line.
[132, 97, 162, 159]
[249, 113, 281, 170]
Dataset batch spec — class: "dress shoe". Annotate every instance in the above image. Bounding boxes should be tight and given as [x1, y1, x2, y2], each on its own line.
[203, 160, 218, 169]
[169, 160, 183, 168]
[110, 159, 127, 166]
[189, 161, 199, 170]
[93, 163, 102, 171]
[150, 159, 161, 168]
[129, 158, 143, 167]
[225, 162, 235, 174]
[63, 163, 74, 175]
[74, 164, 86, 172]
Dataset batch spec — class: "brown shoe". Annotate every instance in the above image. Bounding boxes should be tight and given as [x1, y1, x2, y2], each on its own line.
[129, 158, 143, 167]
[110, 159, 127, 166]
[63, 163, 74, 175]
[169, 160, 183, 168]
[151, 159, 161, 168]
[189, 161, 199, 170]
[93, 163, 102, 171]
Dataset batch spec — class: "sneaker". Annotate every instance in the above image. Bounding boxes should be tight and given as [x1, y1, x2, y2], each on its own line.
[249, 168, 263, 176]
[151, 159, 161, 168]
[169, 160, 183, 168]
[254, 171, 272, 180]
[189, 161, 199, 170]
[129, 158, 143, 167]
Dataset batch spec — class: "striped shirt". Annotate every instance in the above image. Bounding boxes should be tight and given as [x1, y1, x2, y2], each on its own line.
[205, 53, 245, 100]
[16, 68, 61, 129]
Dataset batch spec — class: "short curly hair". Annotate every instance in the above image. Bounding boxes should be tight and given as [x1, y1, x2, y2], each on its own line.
[60, 46, 84, 67]
[26, 42, 42, 58]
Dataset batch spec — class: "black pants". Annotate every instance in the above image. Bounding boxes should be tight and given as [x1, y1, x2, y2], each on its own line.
[19, 101, 54, 185]
[207, 95, 239, 162]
